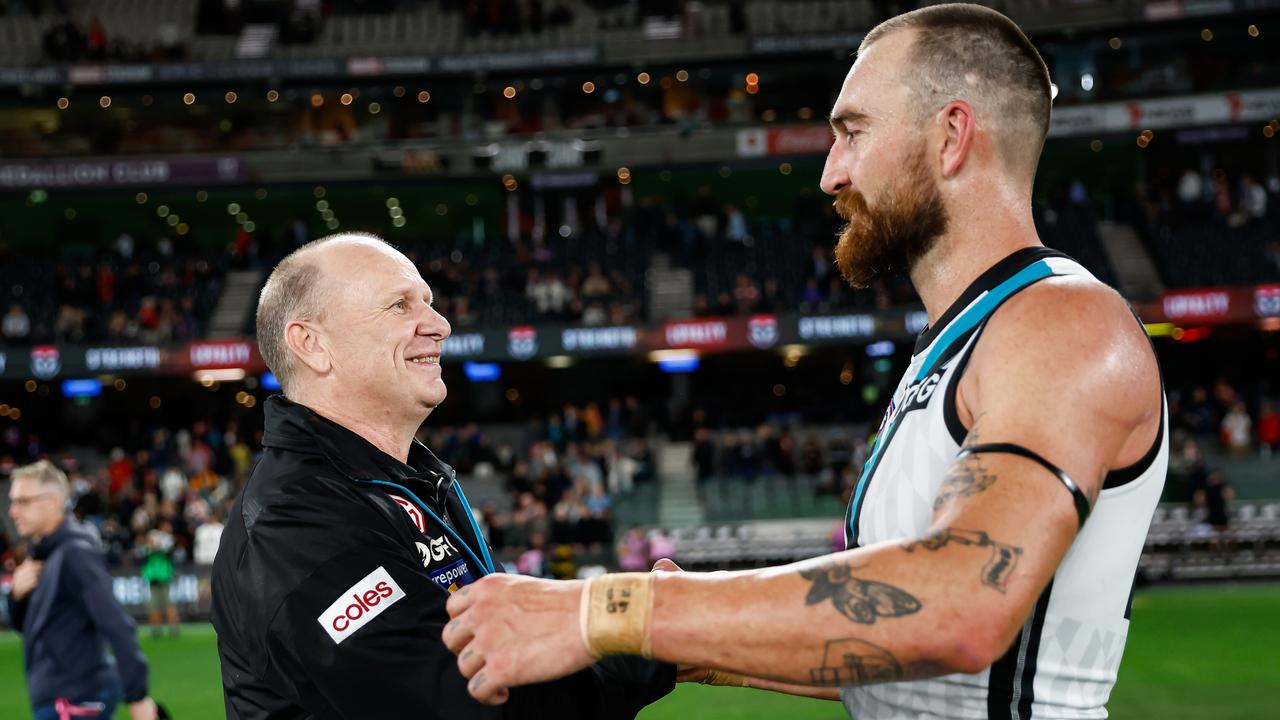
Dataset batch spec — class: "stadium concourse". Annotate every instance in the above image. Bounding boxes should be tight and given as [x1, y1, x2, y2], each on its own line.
[2, 0, 1279, 718]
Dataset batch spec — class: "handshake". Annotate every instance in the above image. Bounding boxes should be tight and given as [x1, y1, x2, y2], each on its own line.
[441, 559, 748, 705]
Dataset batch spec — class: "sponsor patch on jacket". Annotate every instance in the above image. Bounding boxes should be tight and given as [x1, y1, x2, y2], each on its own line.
[317, 566, 405, 644]
[428, 558, 478, 593]
[391, 495, 427, 534]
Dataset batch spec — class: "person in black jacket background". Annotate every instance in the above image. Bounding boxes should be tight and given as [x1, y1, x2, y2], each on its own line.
[6, 460, 159, 720]
[211, 231, 674, 718]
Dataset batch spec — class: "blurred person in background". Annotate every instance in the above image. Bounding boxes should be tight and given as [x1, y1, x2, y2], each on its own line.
[1194, 469, 1235, 558]
[140, 518, 180, 639]
[1257, 401, 1280, 460]
[6, 460, 159, 720]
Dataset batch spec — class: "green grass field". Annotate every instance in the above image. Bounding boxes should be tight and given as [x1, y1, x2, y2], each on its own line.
[2, 583, 1277, 719]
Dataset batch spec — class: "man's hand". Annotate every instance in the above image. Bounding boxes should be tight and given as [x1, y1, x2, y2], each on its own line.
[128, 697, 158, 720]
[11, 560, 42, 601]
[444, 575, 594, 705]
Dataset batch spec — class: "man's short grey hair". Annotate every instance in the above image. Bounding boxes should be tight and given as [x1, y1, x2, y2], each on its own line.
[11, 459, 69, 499]
[256, 232, 387, 395]
[860, 3, 1053, 178]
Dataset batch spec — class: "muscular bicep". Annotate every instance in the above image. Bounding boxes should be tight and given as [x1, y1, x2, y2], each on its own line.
[920, 280, 1161, 644]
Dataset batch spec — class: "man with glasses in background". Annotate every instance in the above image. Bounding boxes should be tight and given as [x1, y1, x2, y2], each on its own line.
[6, 460, 159, 720]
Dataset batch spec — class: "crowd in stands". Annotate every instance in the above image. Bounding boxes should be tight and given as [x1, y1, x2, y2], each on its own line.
[1129, 167, 1280, 288]
[0, 235, 225, 346]
[40, 13, 188, 63]
[0, 396, 659, 585]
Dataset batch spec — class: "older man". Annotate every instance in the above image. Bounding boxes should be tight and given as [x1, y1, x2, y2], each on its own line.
[442, 6, 1167, 720]
[210, 232, 672, 718]
[6, 460, 158, 720]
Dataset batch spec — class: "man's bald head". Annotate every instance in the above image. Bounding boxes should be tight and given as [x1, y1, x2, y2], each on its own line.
[256, 232, 388, 395]
[860, 3, 1053, 179]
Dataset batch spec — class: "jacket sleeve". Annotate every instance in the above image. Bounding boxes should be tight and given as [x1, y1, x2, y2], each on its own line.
[65, 541, 150, 703]
[262, 525, 673, 720]
[5, 593, 27, 632]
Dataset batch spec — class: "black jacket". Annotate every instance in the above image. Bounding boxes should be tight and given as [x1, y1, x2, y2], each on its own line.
[211, 396, 674, 719]
[7, 518, 149, 705]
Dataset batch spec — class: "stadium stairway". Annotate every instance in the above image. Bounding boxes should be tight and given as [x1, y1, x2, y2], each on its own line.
[1098, 221, 1165, 301]
[208, 269, 264, 338]
[646, 253, 695, 321]
[656, 441, 705, 528]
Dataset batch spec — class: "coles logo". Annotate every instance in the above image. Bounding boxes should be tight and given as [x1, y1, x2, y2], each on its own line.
[31, 345, 61, 379]
[317, 566, 405, 644]
[508, 326, 538, 360]
[747, 315, 779, 349]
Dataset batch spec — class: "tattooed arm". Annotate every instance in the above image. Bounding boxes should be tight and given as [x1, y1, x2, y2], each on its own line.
[443, 280, 1165, 704]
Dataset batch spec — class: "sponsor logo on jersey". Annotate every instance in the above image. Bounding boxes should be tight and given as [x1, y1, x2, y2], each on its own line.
[414, 535, 460, 567]
[317, 566, 405, 644]
[392, 495, 426, 534]
[428, 559, 477, 593]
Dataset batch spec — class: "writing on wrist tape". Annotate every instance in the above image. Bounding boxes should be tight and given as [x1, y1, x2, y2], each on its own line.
[579, 573, 654, 659]
[701, 669, 751, 688]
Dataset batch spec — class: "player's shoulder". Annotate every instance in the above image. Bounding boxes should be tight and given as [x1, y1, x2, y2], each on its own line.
[986, 273, 1153, 364]
[972, 273, 1160, 414]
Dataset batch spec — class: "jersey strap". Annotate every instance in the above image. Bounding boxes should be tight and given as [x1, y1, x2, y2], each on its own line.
[847, 259, 1057, 546]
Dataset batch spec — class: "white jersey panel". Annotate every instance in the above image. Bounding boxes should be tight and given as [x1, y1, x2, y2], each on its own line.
[839, 249, 1168, 720]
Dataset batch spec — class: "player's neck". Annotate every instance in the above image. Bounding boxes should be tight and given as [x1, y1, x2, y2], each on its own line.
[909, 198, 1040, 326]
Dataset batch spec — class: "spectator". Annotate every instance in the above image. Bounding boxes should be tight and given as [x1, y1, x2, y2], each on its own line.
[1240, 175, 1268, 223]
[140, 519, 180, 639]
[1193, 469, 1235, 556]
[1221, 401, 1252, 457]
[1257, 401, 1280, 460]
[2, 303, 30, 340]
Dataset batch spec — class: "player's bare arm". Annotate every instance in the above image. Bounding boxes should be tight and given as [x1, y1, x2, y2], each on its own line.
[443, 278, 1162, 705]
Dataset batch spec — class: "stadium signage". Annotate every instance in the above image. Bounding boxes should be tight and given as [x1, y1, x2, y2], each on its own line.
[1048, 88, 1280, 138]
[562, 326, 638, 352]
[189, 341, 253, 369]
[86, 346, 162, 371]
[0, 157, 244, 189]
[747, 315, 779, 349]
[508, 326, 539, 359]
[30, 345, 61, 379]
[1255, 286, 1280, 318]
[736, 126, 833, 158]
[798, 314, 876, 340]
[664, 320, 728, 348]
[1162, 290, 1232, 321]
[442, 333, 486, 357]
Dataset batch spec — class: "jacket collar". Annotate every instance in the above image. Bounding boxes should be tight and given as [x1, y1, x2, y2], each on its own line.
[261, 395, 455, 511]
[32, 517, 90, 561]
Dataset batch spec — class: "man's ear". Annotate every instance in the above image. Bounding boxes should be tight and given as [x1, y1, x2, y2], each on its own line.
[936, 100, 976, 179]
[285, 320, 331, 376]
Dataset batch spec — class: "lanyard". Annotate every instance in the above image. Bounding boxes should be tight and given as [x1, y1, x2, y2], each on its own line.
[356, 478, 497, 576]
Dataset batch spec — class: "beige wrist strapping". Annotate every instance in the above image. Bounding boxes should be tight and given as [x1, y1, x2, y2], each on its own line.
[579, 573, 655, 659]
[700, 669, 751, 688]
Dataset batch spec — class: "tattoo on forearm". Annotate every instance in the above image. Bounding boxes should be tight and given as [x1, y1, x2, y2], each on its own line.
[934, 453, 997, 512]
[901, 528, 1023, 593]
[809, 638, 901, 685]
[800, 564, 921, 624]
[808, 638, 945, 687]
